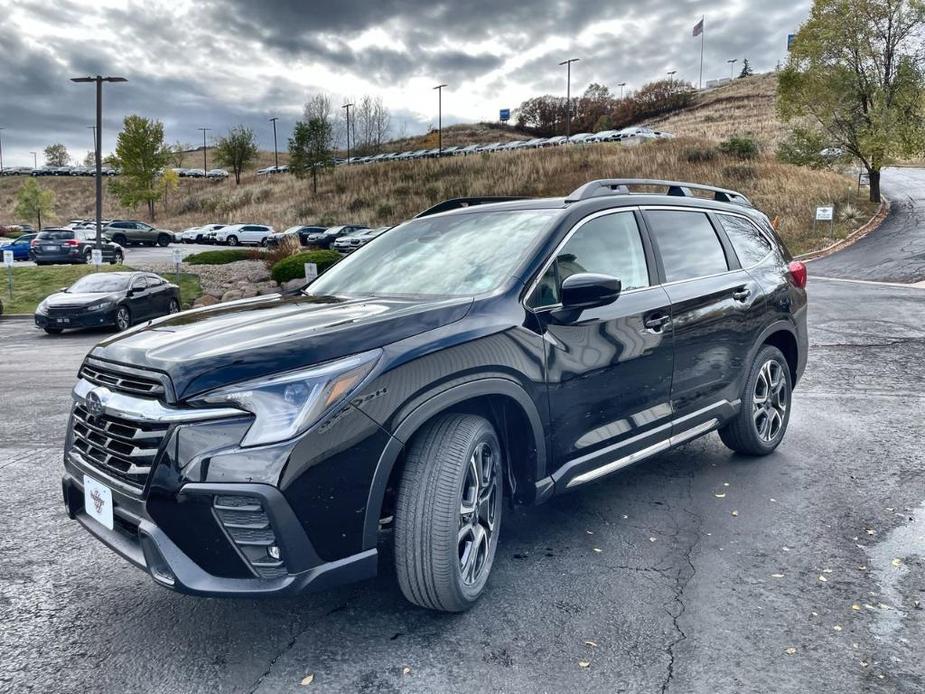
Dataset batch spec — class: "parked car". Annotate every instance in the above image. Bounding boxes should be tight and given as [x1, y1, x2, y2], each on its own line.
[103, 220, 175, 247]
[3, 233, 37, 260]
[302, 224, 369, 249]
[29, 229, 124, 266]
[212, 223, 275, 246]
[35, 271, 179, 334]
[207, 169, 229, 179]
[59, 178, 807, 610]
[332, 226, 390, 253]
[266, 225, 327, 248]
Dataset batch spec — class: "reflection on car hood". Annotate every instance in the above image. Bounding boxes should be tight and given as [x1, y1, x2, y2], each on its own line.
[45, 291, 119, 307]
[90, 293, 473, 400]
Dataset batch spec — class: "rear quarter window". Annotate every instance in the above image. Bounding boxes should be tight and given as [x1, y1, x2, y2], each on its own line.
[645, 210, 729, 282]
[717, 214, 773, 266]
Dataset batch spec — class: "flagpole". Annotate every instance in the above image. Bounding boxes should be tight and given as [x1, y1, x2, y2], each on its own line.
[699, 16, 704, 89]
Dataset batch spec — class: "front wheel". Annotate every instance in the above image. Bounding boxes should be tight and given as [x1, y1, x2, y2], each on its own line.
[111, 251, 123, 265]
[168, 298, 180, 314]
[157, 234, 170, 247]
[394, 414, 502, 612]
[719, 345, 792, 456]
[226, 236, 238, 246]
[114, 305, 132, 331]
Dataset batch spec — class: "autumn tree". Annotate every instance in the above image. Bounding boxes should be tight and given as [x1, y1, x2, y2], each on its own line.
[213, 126, 258, 184]
[109, 115, 171, 220]
[289, 118, 333, 193]
[778, 0, 925, 202]
[738, 58, 754, 78]
[14, 179, 56, 229]
[44, 143, 70, 166]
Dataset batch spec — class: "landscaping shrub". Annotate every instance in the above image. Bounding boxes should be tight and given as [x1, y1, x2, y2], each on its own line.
[270, 250, 342, 284]
[719, 135, 760, 160]
[184, 249, 262, 265]
[262, 235, 302, 269]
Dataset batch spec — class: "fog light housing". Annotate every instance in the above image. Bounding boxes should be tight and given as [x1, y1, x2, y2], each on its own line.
[268, 545, 281, 560]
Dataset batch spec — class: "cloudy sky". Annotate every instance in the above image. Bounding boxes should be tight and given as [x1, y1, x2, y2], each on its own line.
[1, 0, 810, 166]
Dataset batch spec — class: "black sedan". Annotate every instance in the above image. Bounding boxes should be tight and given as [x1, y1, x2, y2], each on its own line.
[34, 272, 180, 335]
[30, 229, 124, 266]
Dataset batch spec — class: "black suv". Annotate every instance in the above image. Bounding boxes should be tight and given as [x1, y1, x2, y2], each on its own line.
[30, 229, 124, 265]
[61, 179, 807, 612]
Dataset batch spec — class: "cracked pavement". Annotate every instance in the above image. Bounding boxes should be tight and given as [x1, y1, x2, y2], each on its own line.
[1, 275, 924, 692]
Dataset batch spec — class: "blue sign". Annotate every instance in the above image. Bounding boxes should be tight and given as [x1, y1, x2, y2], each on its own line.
[787, 33, 796, 50]
[499, 108, 511, 122]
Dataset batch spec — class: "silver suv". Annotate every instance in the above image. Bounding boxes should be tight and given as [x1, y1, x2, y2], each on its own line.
[103, 220, 175, 247]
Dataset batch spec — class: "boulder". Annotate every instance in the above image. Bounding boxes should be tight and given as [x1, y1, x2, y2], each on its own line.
[241, 286, 259, 298]
[281, 278, 305, 293]
[221, 289, 244, 302]
[192, 295, 219, 308]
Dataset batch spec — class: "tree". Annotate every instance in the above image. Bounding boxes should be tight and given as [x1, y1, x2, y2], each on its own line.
[289, 118, 333, 193]
[213, 126, 258, 184]
[778, 0, 925, 202]
[14, 179, 55, 230]
[158, 168, 180, 209]
[169, 142, 190, 169]
[44, 143, 70, 166]
[354, 95, 392, 154]
[83, 151, 96, 167]
[109, 115, 171, 220]
[738, 58, 754, 78]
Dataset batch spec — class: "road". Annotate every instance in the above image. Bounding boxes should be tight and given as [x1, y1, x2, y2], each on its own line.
[0, 276, 923, 693]
[9, 242, 217, 268]
[810, 167, 925, 283]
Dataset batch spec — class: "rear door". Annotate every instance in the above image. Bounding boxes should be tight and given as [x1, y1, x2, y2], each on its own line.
[643, 207, 762, 433]
[126, 275, 151, 319]
[144, 274, 171, 314]
[529, 209, 675, 488]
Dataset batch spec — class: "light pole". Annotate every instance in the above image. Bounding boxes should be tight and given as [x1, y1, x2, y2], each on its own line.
[559, 57, 580, 140]
[71, 75, 127, 250]
[617, 82, 627, 99]
[0, 128, 5, 174]
[269, 117, 279, 171]
[30, 152, 37, 169]
[667, 70, 677, 81]
[433, 83, 448, 156]
[197, 127, 210, 175]
[727, 58, 738, 79]
[342, 103, 353, 164]
[87, 126, 97, 165]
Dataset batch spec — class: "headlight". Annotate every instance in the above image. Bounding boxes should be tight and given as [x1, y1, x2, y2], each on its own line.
[86, 300, 114, 312]
[196, 349, 381, 447]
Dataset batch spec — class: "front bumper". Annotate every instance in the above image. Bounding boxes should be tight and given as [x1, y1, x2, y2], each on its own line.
[35, 309, 117, 330]
[62, 472, 378, 597]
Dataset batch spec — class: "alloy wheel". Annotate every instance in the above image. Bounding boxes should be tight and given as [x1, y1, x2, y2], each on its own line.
[116, 307, 131, 331]
[168, 299, 180, 314]
[458, 441, 499, 586]
[753, 359, 787, 443]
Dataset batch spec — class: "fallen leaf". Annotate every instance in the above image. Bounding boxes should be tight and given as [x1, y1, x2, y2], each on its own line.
[723, 482, 730, 487]
[864, 604, 876, 610]
[782, 546, 791, 552]
[866, 529, 876, 536]
[731, 510, 739, 517]
[714, 492, 726, 498]
[770, 498, 776, 502]
[402, 667, 412, 676]
[578, 660, 591, 668]
[818, 575, 828, 582]
[300, 674, 315, 686]
[851, 604, 861, 611]
[833, 625, 842, 631]
[785, 647, 797, 655]
[586, 530, 594, 535]
[822, 569, 833, 573]
[891, 558, 903, 567]
[593, 548, 602, 553]
[860, 661, 869, 668]
[771, 573, 785, 578]
[649, 537, 657, 542]
[857, 566, 867, 571]
[584, 641, 598, 648]
[811, 611, 819, 617]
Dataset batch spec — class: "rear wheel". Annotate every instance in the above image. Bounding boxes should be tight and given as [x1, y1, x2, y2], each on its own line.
[111, 233, 127, 246]
[394, 414, 502, 612]
[719, 345, 792, 455]
[168, 298, 180, 314]
[157, 234, 170, 247]
[111, 251, 123, 265]
[226, 235, 239, 246]
[114, 305, 132, 332]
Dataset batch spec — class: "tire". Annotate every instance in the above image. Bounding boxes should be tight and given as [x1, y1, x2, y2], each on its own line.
[719, 345, 792, 456]
[111, 251, 123, 265]
[394, 414, 503, 612]
[260, 238, 268, 247]
[43, 327, 63, 335]
[111, 233, 127, 246]
[114, 305, 132, 332]
[168, 298, 180, 314]
[226, 236, 238, 246]
[157, 234, 170, 247]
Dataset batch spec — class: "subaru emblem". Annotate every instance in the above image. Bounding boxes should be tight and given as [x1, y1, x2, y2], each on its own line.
[84, 387, 110, 417]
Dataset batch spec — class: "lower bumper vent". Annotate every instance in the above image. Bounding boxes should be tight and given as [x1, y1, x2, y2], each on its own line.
[213, 495, 287, 579]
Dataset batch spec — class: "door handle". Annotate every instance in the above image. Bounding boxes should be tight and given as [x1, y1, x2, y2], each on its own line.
[732, 287, 751, 302]
[644, 313, 671, 332]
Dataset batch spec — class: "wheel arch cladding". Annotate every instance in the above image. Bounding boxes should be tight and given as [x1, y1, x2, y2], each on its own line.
[362, 380, 547, 550]
[761, 328, 798, 385]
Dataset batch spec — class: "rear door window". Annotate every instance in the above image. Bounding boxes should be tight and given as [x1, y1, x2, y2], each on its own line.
[716, 214, 773, 266]
[645, 210, 729, 282]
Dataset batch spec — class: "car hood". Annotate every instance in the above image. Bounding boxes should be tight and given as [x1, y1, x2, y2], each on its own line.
[90, 293, 473, 400]
[45, 291, 120, 307]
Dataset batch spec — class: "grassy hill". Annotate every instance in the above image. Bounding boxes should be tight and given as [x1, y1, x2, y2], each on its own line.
[0, 74, 874, 255]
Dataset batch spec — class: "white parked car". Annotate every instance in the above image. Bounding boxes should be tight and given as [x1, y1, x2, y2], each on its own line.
[190, 223, 228, 244]
[213, 223, 275, 247]
[206, 168, 229, 178]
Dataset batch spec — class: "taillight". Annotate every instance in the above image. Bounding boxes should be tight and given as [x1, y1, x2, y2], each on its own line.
[65, 239, 80, 247]
[787, 260, 807, 289]
[30, 238, 39, 247]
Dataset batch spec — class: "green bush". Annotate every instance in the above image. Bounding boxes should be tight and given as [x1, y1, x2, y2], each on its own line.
[270, 250, 343, 284]
[184, 249, 262, 265]
[719, 135, 760, 160]
[685, 145, 717, 163]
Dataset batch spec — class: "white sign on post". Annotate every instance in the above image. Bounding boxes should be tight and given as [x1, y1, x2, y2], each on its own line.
[304, 262, 318, 281]
[90, 249, 103, 267]
[2, 251, 13, 267]
[173, 248, 183, 265]
[815, 206, 834, 221]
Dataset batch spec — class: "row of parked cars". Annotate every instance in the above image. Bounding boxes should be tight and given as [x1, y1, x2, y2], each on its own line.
[178, 221, 387, 251]
[169, 168, 229, 178]
[1, 166, 119, 177]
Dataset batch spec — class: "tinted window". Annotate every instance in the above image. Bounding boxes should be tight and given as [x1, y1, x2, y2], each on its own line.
[646, 211, 728, 282]
[529, 212, 649, 308]
[37, 230, 74, 240]
[69, 274, 130, 292]
[146, 275, 165, 286]
[717, 214, 772, 266]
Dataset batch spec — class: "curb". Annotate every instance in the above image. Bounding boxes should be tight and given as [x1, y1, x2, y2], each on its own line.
[799, 198, 890, 262]
[0, 314, 33, 321]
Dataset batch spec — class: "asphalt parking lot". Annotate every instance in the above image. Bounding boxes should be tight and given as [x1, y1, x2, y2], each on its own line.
[12, 241, 217, 268]
[0, 275, 923, 693]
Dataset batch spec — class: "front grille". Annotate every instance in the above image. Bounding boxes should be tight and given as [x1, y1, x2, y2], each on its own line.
[46, 305, 87, 316]
[214, 495, 287, 579]
[79, 361, 167, 398]
[71, 404, 170, 489]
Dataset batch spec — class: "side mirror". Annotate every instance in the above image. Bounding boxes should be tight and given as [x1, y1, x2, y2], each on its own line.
[560, 273, 622, 311]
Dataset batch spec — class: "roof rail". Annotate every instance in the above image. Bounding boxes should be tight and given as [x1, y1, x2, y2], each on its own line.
[414, 196, 530, 218]
[566, 179, 752, 206]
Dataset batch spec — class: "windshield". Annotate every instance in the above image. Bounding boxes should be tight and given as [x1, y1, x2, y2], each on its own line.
[68, 274, 130, 293]
[308, 209, 556, 298]
[37, 230, 73, 240]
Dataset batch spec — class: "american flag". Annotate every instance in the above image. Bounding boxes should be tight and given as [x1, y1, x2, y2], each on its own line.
[692, 18, 704, 37]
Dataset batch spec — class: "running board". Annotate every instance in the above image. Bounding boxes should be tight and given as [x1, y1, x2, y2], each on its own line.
[566, 418, 719, 488]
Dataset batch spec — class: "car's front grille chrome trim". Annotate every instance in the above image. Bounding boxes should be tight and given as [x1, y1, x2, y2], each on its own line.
[79, 358, 169, 398]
